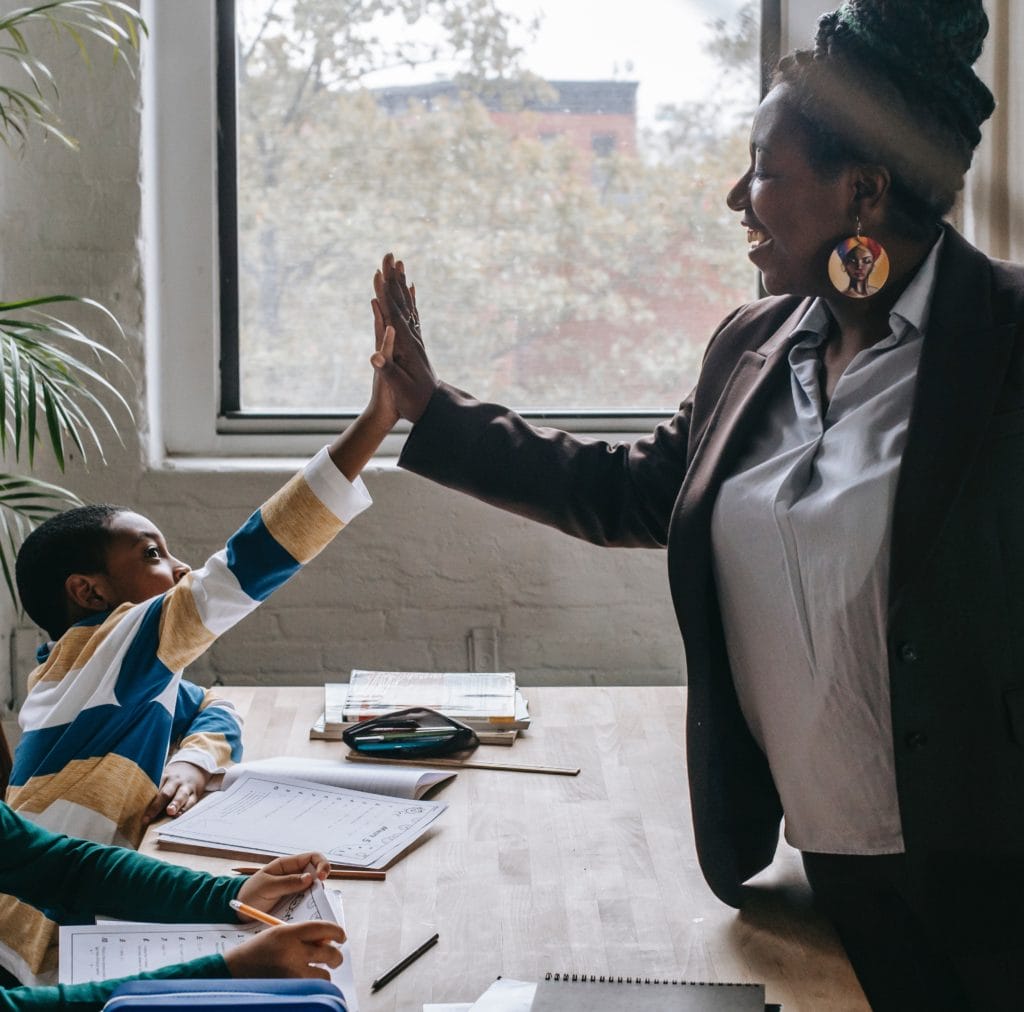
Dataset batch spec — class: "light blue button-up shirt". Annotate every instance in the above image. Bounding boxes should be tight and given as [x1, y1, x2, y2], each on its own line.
[710, 235, 943, 855]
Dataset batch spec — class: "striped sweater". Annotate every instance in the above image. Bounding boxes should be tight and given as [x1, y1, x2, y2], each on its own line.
[0, 447, 371, 985]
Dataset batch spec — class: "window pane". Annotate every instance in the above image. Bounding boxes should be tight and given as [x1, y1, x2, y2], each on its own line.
[233, 0, 761, 413]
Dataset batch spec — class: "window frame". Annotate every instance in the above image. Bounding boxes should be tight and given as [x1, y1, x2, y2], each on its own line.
[147, 0, 781, 458]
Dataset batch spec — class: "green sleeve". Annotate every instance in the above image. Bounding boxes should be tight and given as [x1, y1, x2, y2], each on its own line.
[0, 954, 228, 1011]
[0, 803, 243, 924]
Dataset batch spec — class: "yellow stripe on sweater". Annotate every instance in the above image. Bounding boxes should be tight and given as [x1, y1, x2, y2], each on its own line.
[6, 755, 156, 847]
[27, 605, 135, 690]
[260, 471, 344, 565]
[157, 571, 216, 672]
[0, 891, 57, 976]
[176, 729, 234, 769]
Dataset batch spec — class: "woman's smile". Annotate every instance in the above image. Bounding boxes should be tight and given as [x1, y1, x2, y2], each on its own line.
[746, 225, 770, 253]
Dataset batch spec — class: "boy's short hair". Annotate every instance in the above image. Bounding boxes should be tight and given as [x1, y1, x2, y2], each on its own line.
[16, 504, 127, 640]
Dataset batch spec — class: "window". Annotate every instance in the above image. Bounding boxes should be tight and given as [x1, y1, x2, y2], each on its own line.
[221, 0, 775, 421]
[145, 2, 778, 455]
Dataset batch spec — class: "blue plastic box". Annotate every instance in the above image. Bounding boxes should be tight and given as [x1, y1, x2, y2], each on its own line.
[102, 979, 349, 1010]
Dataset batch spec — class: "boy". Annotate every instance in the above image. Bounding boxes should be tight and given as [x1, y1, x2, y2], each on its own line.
[0, 335, 397, 986]
[0, 801, 345, 1011]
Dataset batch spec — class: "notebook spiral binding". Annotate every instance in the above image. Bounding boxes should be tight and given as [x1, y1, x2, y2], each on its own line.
[544, 973, 759, 988]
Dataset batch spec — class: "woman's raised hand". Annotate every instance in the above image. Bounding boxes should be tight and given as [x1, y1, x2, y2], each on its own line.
[370, 252, 438, 423]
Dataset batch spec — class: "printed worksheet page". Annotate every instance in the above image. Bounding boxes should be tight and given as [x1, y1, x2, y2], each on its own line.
[59, 879, 360, 1011]
[156, 772, 447, 868]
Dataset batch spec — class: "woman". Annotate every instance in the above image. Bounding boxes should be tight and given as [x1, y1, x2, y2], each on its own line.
[371, 1, 1023, 1008]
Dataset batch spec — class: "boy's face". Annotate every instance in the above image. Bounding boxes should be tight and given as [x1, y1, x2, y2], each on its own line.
[92, 511, 191, 607]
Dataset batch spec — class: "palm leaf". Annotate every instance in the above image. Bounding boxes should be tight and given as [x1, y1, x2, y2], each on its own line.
[0, 1, 147, 148]
[0, 472, 82, 599]
[0, 294, 132, 467]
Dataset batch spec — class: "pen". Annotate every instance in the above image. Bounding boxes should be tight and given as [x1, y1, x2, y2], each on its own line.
[370, 932, 440, 992]
[228, 899, 286, 927]
[346, 753, 581, 776]
[230, 866, 386, 881]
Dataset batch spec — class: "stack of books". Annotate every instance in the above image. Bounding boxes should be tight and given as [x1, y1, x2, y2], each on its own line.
[311, 669, 530, 745]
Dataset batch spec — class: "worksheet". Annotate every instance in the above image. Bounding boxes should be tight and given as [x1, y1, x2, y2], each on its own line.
[156, 772, 447, 868]
[210, 756, 455, 799]
[59, 879, 360, 1011]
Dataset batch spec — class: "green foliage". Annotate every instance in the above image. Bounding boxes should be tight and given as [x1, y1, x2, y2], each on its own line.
[0, 1, 144, 601]
[0, 1, 145, 148]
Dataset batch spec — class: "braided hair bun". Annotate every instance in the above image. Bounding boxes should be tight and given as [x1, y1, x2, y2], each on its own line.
[775, 0, 994, 234]
[816, 1, 994, 151]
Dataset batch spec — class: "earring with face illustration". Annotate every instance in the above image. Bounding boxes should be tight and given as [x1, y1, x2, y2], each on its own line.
[828, 218, 889, 299]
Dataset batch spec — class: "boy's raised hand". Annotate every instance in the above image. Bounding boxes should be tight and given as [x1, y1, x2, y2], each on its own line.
[143, 760, 210, 824]
[370, 252, 438, 423]
[223, 920, 345, 980]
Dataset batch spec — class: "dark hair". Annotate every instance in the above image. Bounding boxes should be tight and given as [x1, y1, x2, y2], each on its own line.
[16, 504, 127, 640]
[773, 0, 994, 239]
[836, 235, 882, 262]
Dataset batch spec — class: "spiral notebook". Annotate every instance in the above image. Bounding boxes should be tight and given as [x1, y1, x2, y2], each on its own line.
[530, 973, 768, 1011]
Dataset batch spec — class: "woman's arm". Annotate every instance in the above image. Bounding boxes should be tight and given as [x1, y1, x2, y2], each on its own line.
[372, 253, 691, 546]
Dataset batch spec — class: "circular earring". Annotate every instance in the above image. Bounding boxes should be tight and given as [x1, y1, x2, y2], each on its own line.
[828, 217, 889, 299]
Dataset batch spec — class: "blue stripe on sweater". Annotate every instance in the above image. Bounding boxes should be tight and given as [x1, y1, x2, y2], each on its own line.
[225, 510, 301, 601]
[172, 682, 243, 762]
[115, 597, 177, 707]
[9, 702, 172, 786]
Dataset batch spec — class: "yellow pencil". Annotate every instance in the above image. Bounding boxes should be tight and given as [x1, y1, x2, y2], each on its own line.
[230, 866, 386, 881]
[229, 898, 286, 927]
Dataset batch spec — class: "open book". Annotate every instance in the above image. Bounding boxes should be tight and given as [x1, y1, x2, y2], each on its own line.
[157, 772, 447, 869]
[59, 878, 360, 1011]
[209, 755, 455, 799]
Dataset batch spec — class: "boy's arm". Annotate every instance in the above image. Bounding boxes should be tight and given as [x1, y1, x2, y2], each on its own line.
[168, 687, 242, 774]
[137, 366, 396, 821]
[144, 684, 243, 822]
[154, 443, 373, 676]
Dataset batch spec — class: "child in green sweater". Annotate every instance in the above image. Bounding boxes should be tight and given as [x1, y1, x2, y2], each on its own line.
[0, 801, 344, 1011]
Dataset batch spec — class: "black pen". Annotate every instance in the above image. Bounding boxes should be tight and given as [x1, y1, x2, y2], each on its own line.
[370, 932, 440, 992]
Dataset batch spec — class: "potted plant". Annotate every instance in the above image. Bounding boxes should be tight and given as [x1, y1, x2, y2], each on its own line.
[0, 1, 145, 596]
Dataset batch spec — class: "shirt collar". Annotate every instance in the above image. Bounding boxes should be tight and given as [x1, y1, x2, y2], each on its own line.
[788, 230, 946, 346]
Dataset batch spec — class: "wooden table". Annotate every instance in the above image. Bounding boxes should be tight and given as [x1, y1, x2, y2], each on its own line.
[141, 686, 868, 1011]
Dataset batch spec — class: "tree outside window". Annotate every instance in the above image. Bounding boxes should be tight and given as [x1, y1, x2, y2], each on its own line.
[229, 0, 762, 414]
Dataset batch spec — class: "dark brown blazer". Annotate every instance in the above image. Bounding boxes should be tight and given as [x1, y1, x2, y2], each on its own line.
[400, 226, 1024, 913]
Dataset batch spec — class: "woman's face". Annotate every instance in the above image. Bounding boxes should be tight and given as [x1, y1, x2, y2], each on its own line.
[727, 85, 856, 297]
[843, 245, 875, 282]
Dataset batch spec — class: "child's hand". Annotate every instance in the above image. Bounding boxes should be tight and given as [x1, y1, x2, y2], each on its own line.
[223, 921, 345, 979]
[236, 852, 333, 912]
[143, 761, 211, 824]
[368, 295, 400, 431]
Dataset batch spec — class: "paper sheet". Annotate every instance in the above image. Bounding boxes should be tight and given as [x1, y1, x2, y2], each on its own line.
[59, 879, 360, 1011]
[469, 979, 537, 1010]
[423, 978, 537, 1012]
[157, 772, 447, 868]
[212, 756, 455, 799]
